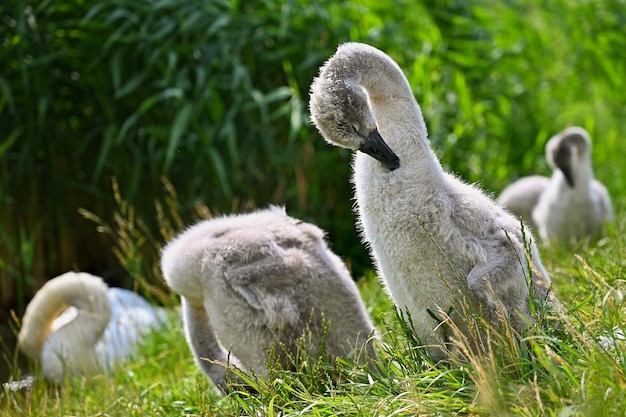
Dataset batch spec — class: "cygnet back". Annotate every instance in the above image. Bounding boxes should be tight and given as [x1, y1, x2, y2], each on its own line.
[160, 206, 377, 391]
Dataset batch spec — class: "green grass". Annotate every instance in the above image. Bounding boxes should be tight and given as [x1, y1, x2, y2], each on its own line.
[3, 210, 626, 416]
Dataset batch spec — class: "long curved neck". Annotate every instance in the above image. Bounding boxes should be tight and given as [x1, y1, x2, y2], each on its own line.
[346, 46, 442, 176]
[42, 311, 110, 379]
[18, 273, 111, 361]
[181, 298, 236, 389]
[575, 159, 594, 190]
[555, 156, 595, 196]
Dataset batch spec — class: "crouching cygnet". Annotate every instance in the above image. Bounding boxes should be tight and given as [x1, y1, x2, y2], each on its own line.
[532, 126, 613, 243]
[498, 127, 613, 243]
[18, 272, 168, 383]
[160, 206, 377, 391]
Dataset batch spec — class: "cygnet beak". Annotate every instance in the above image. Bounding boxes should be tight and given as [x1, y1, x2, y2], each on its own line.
[359, 129, 400, 171]
[560, 166, 575, 187]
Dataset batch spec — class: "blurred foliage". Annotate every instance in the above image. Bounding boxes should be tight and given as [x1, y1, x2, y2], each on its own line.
[1, 0, 625, 311]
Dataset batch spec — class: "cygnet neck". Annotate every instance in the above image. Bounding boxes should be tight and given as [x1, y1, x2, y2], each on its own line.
[344, 44, 443, 176]
[556, 159, 595, 196]
[43, 309, 110, 373]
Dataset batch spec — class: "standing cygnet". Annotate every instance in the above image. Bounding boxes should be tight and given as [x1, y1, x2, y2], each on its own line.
[309, 42, 552, 360]
[160, 206, 377, 391]
[18, 272, 168, 383]
[497, 176, 550, 231]
[532, 126, 613, 243]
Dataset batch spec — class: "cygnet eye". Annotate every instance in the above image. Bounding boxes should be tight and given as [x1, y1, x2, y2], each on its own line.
[351, 124, 359, 133]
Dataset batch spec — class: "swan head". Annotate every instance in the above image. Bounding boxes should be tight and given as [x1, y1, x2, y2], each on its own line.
[546, 126, 591, 187]
[309, 46, 400, 171]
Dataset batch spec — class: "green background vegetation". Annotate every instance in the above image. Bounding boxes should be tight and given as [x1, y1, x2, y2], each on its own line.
[1, 0, 625, 307]
[1, 0, 626, 415]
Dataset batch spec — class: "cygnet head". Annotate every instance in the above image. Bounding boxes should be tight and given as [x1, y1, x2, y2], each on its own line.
[545, 126, 591, 187]
[309, 44, 400, 171]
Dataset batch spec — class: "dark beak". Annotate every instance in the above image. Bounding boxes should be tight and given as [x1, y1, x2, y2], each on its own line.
[358, 129, 400, 171]
[560, 166, 575, 187]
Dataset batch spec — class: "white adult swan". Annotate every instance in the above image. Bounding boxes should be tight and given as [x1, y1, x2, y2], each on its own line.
[309, 42, 552, 359]
[18, 271, 168, 383]
[160, 206, 377, 391]
[532, 126, 613, 243]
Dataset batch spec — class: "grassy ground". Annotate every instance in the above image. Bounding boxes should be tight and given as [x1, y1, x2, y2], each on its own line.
[2, 205, 626, 416]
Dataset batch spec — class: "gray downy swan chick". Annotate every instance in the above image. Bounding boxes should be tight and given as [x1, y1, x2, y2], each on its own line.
[497, 175, 551, 231]
[160, 206, 377, 391]
[18, 272, 168, 383]
[309, 42, 553, 360]
[532, 126, 613, 243]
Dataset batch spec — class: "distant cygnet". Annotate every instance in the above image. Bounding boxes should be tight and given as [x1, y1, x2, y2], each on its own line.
[160, 206, 377, 391]
[497, 175, 551, 230]
[532, 126, 613, 243]
[18, 272, 167, 383]
[309, 42, 553, 360]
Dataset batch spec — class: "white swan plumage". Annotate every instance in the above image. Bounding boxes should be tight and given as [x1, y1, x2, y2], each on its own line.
[160, 206, 377, 391]
[532, 126, 613, 243]
[309, 42, 553, 359]
[18, 271, 168, 383]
